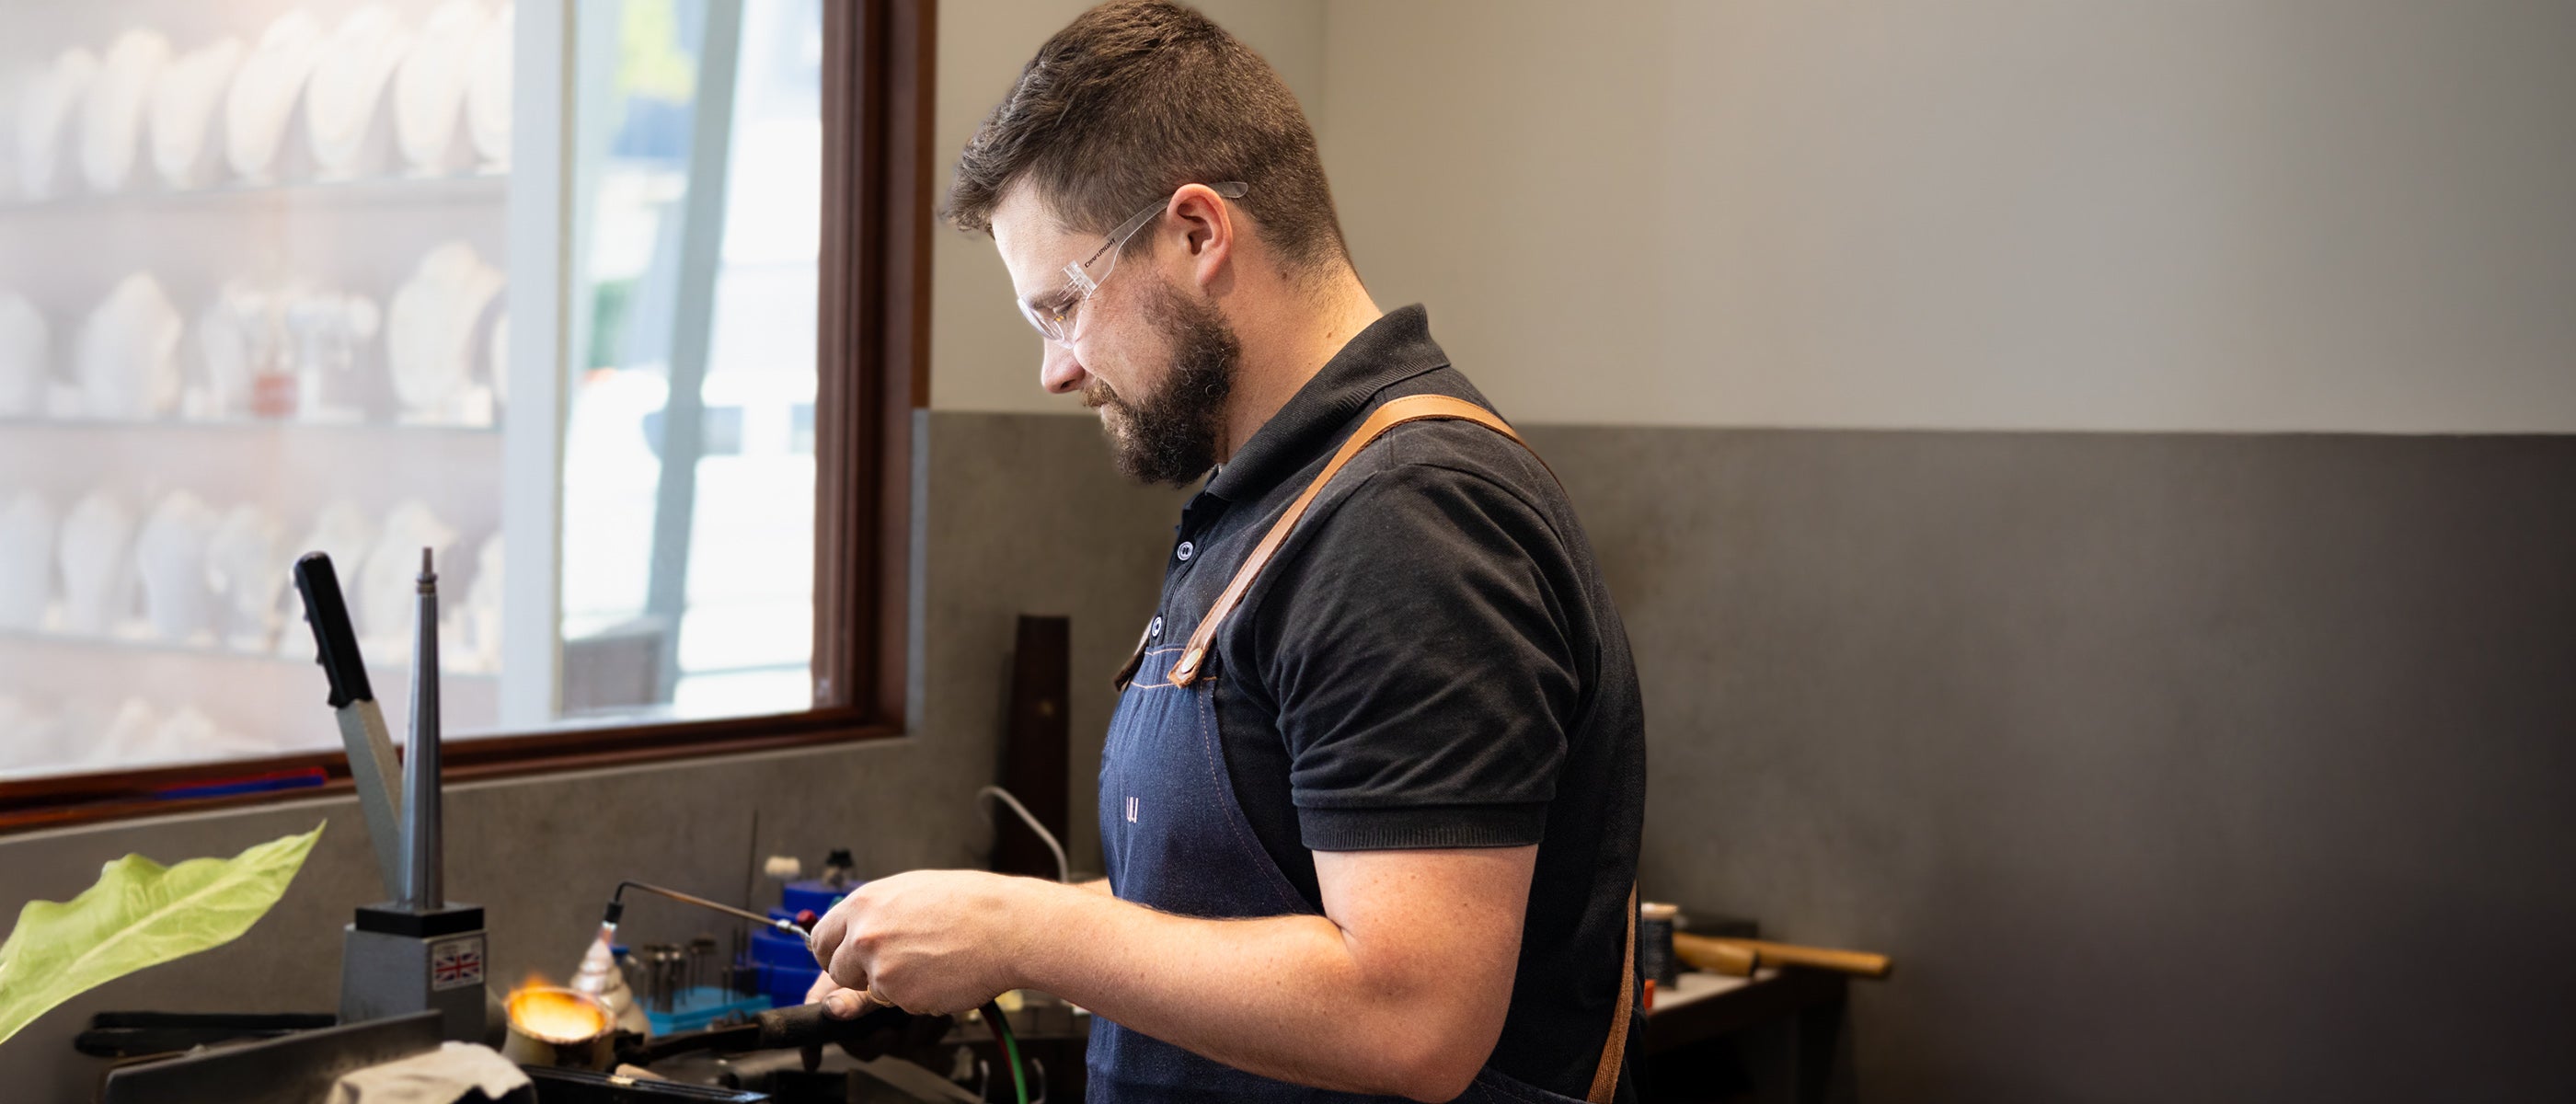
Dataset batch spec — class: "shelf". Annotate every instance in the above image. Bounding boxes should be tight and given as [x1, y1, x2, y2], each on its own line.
[0, 625, 499, 680]
[0, 170, 507, 215]
[0, 415, 501, 436]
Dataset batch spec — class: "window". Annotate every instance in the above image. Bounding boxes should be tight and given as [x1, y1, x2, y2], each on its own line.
[0, 0, 930, 829]
[561, 0, 824, 722]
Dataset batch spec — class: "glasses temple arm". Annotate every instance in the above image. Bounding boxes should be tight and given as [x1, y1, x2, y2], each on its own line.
[1075, 182, 1251, 271]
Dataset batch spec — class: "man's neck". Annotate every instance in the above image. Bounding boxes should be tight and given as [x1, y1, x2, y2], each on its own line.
[1215, 270, 1383, 465]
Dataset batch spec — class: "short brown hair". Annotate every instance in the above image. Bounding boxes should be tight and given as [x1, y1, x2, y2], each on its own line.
[943, 1, 1347, 274]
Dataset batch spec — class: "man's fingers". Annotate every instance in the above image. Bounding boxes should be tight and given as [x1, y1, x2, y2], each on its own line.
[811, 983, 890, 1019]
[807, 905, 850, 970]
[822, 986, 863, 1018]
[828, 939, 877, 995]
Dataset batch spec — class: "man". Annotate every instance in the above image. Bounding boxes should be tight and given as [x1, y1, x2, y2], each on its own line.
[805, 4, 1645, 1100]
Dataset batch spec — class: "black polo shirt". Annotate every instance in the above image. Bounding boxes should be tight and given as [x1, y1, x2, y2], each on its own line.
[1138, 305, 1647, 1098]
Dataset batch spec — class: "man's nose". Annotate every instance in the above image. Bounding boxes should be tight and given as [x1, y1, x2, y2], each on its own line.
[1040, 339, 1087, 395]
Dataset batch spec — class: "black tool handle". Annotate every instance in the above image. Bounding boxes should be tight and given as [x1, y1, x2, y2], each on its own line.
[754, 1000, 907, 1049]
[291, 553, 374, 707]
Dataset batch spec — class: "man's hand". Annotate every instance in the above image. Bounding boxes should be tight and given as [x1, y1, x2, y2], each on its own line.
[806, 869, 1038, 1016]
[803, 971, 875, 1019]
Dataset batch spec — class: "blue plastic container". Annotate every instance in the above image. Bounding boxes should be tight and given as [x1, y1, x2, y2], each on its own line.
[742, 880, 856, 1007]
[780, 879, 852, 919]
[644, 987, 775, 1034]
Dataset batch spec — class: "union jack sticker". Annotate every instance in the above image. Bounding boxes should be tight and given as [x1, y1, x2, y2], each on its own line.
[430, 936, 487, 991]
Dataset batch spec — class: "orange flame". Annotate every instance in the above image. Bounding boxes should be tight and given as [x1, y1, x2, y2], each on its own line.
[507, 983, 608, 1044]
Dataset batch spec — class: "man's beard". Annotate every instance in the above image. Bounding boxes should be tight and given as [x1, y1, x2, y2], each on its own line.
[1083, 282, 1240, 487]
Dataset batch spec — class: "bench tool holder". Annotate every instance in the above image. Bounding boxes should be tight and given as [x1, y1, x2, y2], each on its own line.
[293, 550, 488, 1042]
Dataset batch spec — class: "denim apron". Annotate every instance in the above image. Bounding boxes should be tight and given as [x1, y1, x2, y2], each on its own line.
[1087, 397, 1630, 1104]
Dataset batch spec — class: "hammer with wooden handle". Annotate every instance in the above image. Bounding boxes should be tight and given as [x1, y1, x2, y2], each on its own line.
[1669, 932, 1757, 976]
[1673, 932, 1892, 978]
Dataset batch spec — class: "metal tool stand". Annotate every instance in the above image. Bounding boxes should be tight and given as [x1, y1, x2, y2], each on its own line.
[295, 550, 489, 1042]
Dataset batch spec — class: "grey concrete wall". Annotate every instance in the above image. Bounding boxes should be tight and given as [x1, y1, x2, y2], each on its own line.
[1522, 424, 2576, 1101]
[8, 414, 2574, 1103]
[947, 414, 2576, 1098]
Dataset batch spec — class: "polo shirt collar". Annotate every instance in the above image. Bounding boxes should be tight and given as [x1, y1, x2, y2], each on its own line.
[1204, 304, 1450, 501]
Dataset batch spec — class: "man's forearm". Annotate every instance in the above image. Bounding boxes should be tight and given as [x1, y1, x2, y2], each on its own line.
[1001, 879, 1499, 1100]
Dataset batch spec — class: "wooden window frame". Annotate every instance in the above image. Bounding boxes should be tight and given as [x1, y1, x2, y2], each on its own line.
[0, 0, 937, 836]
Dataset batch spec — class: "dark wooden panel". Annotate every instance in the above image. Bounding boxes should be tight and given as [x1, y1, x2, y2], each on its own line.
[814, 0, 935, 725]
[993, 615, 1071, 879]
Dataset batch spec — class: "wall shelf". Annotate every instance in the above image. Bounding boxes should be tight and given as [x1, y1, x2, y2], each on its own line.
[0, 416, 502, 436]
[0, 171, 509, 216]
[0, 625, 499, 680]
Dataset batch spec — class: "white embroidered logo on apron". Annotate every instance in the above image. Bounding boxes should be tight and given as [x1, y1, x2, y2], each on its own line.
[1126, 796, 1139, 822]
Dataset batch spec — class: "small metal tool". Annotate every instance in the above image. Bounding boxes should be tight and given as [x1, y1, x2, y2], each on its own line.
[602, 880, 818, 947]
[687, 936, 719, 994]
[402, 550, 442, 912]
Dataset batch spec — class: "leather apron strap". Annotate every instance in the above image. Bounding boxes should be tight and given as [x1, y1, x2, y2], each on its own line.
[1113, 393, 1544, 691]
[1164, 394, 1547, 687]
[1588, 886, 1639, 1103]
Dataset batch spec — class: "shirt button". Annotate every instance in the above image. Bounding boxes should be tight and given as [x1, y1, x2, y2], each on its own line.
[1148, 615, 1164, 638]
[1176, 541, 1195, 562]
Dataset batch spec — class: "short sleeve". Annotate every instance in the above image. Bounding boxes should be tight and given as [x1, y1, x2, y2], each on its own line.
[1248, 454, 1582, 852]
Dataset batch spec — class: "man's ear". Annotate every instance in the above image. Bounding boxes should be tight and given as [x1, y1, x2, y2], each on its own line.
[1168, 183, 1236, 291]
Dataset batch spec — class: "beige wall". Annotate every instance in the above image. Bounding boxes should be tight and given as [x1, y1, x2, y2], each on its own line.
[931, 0, 1328, 414]
[937, 0, 2576, 431]
[1307, 0, 2576, 433]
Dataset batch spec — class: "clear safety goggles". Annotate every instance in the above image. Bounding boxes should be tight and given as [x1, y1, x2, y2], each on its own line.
[1016, 181, 1249, 344]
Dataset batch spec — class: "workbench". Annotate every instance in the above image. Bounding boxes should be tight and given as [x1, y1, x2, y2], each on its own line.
[1638, 969, 1849, 1103]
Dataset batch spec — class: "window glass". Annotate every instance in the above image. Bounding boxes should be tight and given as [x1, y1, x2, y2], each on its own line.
[0, 0, 822, 781]
[560, 0, 822, 724]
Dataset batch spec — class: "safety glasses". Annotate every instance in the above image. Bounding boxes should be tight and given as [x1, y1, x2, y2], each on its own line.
[1016, 181, 1249, 344]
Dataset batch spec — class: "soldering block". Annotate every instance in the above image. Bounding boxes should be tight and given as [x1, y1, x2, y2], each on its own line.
[340, 903, 489, 1042]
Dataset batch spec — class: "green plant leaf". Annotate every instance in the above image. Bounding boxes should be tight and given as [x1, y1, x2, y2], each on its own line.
[0, 822, 323, 1047]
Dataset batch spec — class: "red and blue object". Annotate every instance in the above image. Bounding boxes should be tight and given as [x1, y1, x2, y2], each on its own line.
[155, 767, 328, 800]
[747, 879, 855, 1007]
